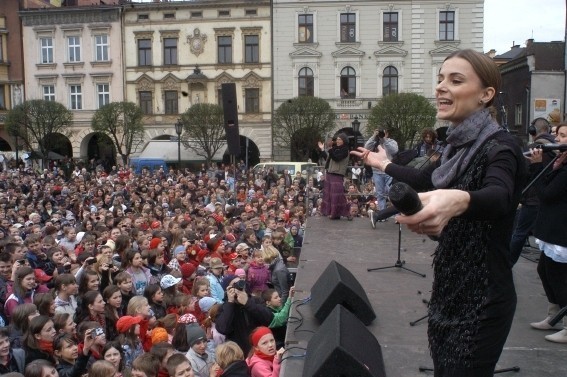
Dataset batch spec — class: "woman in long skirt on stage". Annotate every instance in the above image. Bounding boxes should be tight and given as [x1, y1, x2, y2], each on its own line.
[319, 133, 352, 220]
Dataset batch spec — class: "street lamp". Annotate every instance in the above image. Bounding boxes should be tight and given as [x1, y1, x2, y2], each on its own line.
[351, 116, 360, 147]
[174, 118, 183, 167]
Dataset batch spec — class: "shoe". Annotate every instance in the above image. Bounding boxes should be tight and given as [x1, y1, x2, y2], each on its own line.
[545, 329, 567, 343]
[368, 210, 376, 229]
[530, 317, 559, 330]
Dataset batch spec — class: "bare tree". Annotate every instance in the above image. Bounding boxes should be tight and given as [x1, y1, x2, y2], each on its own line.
[368, 93, 437, 150]
[273, 97, 335, 161]
[6, 99, 73, 167]
[91, 101, 145, 166]
[180, 103, 227, 165]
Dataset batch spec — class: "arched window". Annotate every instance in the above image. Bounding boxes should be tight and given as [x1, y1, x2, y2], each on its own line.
[382, 66, 398, 96]
[340, 66, 356, 98]
[298, 67, 314, 97]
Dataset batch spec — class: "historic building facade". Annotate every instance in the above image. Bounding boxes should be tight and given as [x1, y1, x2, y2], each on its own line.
[272, 0, 483, 155]
[123, 0, 272, 163]
[20, 5, 124, 162]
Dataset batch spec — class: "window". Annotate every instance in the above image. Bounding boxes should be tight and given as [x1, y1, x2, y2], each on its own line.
[138, 39, 152, 66]
[439, 11, 455, 41]
[298, 14, 313, 43]
[298, 67, 314, 97]
[217, 89, 223, 107]
[383, 12, 398, 42]
[95, 35, 109, 61]
[139, 91, 152, 114]
[218, 36, 232, 64]
[164, 91, 178, 114]
[245, 88, 259, 113]
[164, 13, 175, 19]
[191, 11, 203, 18]
[245, 9, 257, 16]
[340, 67, 356, 98]
[96, 83, 110, 109]
[244, 35, 259, 63]
[43, 85, 55, 102]
[0, 37, 3, 62]
[67, 36, 81, 62]
[0, 86, 5, 110]
[382, 66, 398, 96]
[219, 10, 230, 17]
[163, 38, 178, 65]
[340, 13, 356, 43]
[69, 85, 82, 110]
[138, 14, 149, 21]
[40, 37, 53, 64]
[515, 104, 522, 126]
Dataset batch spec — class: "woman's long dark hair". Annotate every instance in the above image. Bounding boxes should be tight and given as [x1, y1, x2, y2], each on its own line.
[23, 315, 52, 351]
[103, 285, 121, 322]
[78, 269, 99, 295]
[13, 266, 35, 300]
[25, 359, 56, 377]
[74, 290, 101, 324]
[102, 341, 125, 372]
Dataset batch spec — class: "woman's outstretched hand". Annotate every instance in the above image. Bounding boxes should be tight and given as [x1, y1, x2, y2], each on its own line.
[350, 146, 388, 171]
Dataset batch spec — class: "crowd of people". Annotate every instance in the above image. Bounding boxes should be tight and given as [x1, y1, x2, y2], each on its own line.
[0, 160, 315, 377]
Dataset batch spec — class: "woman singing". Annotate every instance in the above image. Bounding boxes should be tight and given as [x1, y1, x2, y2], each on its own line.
[318, 133, 352, 220]
[352, 49, 526, 377]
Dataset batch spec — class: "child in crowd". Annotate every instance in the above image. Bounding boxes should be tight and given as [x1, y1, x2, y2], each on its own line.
[116, 315, 144, 370]
[262, 287, 294, 349]
[247, 249, 270, 297]
[247, 327, 284, 377]
[184, 324, 215, 377]
[144, 283, 167, 320]
[115, 271, 134, 314]
[132, 353, 161, 377]
[166, 353, 194, 377]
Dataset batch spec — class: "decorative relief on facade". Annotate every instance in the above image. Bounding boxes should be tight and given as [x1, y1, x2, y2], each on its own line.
[160, 30, 180, 39]
[242, 72, 262, 88]
[21, 9, 119, 27]
[188, 28, 207, 57]
[214, 27, 235, 37]
[134, 31, 154, 40]
[136, 75, 155, 92]
[62, 74, 85, 84]
[90, 73, 113, 84]
[161, 74, 181, 90]
[215, 72, 237, 89]
[241, 27, 262, 35]
[36, 75, 58, 85]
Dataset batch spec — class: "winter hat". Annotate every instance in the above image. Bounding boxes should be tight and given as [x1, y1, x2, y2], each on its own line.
[185, 323, 206, 346]
[76, 232, 85, 244]
[235, 269, 246, 278]
[151, 327, 169, 345]
[160, 274, 181, 289]
[209, 257, 226, 270]
[180, 263, 196, 279]
[149, 238, 162, 250]
[198, 297, 216, 313]
[173, 245, 186, 256]
[116, 316, 142, 333]
[105, 239, 116, 251]
[251, 326, 273, 347]
[206, 236, 223, 252]
[235, 243, 250, 254]
[34, 269, 53, 283]
[221, 274, 236, 291]
[177, 313, 197, 324]
[151, 221, 161, 229]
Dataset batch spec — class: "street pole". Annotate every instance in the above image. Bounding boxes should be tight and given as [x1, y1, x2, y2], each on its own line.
[175, 118, 183, 168]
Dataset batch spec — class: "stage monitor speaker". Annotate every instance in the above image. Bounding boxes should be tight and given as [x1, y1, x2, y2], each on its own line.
[303, 305, 386, 377]
[311, 260, 376, 325]
[221, 83, 240, 155]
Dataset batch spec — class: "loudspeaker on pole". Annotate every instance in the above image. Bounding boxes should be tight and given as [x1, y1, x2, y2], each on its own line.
[221, 83, 240, 155]
[303, 305, 386, 377]
[310, 260, 376, 325]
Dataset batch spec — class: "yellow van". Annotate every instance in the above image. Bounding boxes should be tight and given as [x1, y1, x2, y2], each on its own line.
[252, 162, 317, 178]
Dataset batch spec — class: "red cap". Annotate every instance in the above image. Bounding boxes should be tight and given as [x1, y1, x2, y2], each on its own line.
[151, 221, 161, 229]
[149, 237, 162, 250]
[34, 269, 53, 283]
[180, 263, 196, 279]
[116, 316, 142, 333]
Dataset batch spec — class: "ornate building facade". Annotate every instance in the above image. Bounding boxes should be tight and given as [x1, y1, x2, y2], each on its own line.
[123, 0, 272, 163]
[20, 5, 124, 162]
[272, 0, 484, 155]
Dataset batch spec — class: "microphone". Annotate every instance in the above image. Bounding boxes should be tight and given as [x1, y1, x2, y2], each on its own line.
[523, 143, 567, 156]
[389, 182, 422, 216]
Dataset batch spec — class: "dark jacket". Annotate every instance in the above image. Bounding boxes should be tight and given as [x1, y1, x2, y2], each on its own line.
[24, 345, 56, 364]
[220, 360, 251, 377]
[215, 296, 273, 355]
[0, 348, 25, 374]
[534, 163, 567, 247]
[268, 257, 290, 303]
[56, 352, 90, 377]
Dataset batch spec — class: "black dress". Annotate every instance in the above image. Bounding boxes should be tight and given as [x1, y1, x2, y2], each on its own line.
[386, 131, 525, 374]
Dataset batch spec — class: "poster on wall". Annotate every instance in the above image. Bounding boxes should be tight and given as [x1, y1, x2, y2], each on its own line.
[533, 98, 561, 123]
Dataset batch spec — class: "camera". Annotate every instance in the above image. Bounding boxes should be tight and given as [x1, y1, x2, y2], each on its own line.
[377, 130, 386, 139]
[17, 259, 26, 265]
[233, 280, 246, 291]
[92, 327, 104, 337]
[86, 258, 96, 265]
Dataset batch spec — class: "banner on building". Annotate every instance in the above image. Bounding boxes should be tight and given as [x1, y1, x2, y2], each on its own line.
[534, 98, 561, 123]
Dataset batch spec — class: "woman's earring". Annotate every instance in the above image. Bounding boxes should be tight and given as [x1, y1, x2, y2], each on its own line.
[479, 100, 484, 105]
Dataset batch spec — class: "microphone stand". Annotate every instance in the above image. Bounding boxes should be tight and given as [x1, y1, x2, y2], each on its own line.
[367, 221, 426, 278]
[521, 154, 559, 196]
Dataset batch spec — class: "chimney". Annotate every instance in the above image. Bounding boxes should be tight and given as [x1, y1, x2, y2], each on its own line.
[526, 39, 534, 47]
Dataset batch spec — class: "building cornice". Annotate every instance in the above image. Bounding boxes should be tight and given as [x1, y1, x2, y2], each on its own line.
[20, 7, 120, 27]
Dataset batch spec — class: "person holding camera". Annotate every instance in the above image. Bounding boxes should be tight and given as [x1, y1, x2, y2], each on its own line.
[364, 129, 398, 213]
[318, 133, 352, 220]
[215, 275, 273, 355]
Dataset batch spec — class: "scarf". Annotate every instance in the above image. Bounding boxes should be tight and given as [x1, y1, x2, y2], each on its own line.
[253, 349, 275, 362]
[432, 109, 502, 188]
[38, 339, 54, 354]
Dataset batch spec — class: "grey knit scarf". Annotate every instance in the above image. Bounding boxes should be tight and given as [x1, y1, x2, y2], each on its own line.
[432, 109, 502, 188]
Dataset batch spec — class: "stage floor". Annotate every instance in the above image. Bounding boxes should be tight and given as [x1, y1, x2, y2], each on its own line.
[281, 216, 567, 377]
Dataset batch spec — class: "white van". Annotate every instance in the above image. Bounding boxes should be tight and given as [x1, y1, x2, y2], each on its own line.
[252, 162, 317, 178]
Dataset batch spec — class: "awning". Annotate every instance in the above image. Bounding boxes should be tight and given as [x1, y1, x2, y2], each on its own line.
[138, 140, 227, 162]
